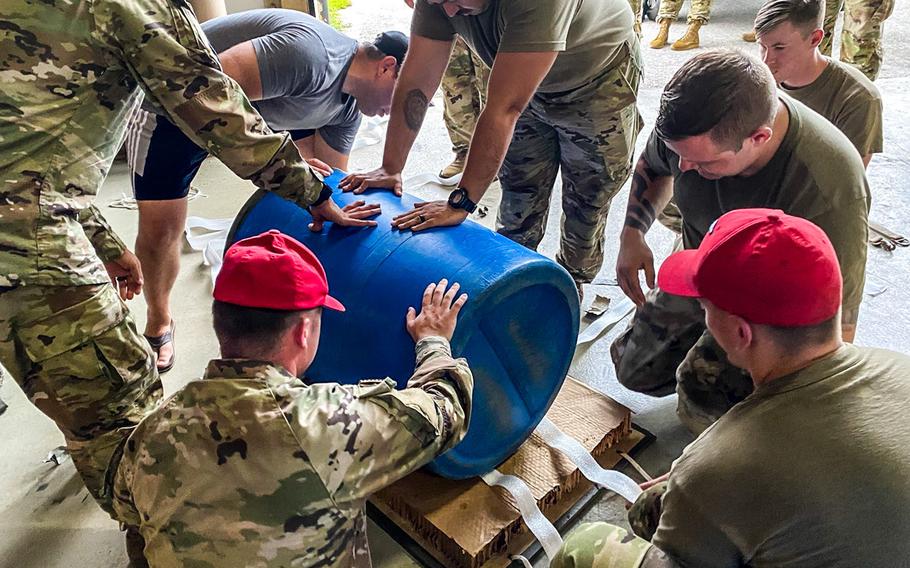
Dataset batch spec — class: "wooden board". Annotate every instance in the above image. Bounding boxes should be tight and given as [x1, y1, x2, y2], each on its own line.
[369, 378, 640, 568]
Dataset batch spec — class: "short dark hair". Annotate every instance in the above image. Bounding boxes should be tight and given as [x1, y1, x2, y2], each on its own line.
[361, 42, 386, 62]
[655, 49, 777, 151]
[360, 42, 401, 76]
[212, 300, 319, 359]
[754, 0, 824, 37]
[761, 314, 840, 350]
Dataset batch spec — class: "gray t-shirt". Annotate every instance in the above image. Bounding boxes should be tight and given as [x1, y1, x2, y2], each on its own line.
[411, 0, 636, 94]
[654, 344, 910, 567]
[202, 9, 361, 153]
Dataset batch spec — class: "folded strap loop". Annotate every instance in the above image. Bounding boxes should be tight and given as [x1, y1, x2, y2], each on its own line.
[535, 418, 643, 503]
[481, 469, 564, 561]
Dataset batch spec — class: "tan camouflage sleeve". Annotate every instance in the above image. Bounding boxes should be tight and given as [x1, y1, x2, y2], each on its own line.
[111, 449, 142, 527]
[92, 0, 325, 205]
[292, 336, 473, 503]
[79, 204, 127, 262]
[553, 522, 675, 568]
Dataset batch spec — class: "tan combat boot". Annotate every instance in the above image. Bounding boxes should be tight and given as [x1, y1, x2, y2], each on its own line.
[671, 21, 703, 51]
[439, 152, 467, 180]
[650, 19, 671, 49]
[742, 29, 757, 42]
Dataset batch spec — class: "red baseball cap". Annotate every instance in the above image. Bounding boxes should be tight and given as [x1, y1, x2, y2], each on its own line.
[658, 209, 842, 326]
[214, 230, 345, 312]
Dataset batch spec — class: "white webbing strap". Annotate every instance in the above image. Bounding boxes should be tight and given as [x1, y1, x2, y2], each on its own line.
[534, 418, 643, 504]
[481, 469, 564, 561]
[510, 554, 534, 567]
[480, 420, 643, 563]
[184, 216, 233, 285]
[576, 295, 636, 345]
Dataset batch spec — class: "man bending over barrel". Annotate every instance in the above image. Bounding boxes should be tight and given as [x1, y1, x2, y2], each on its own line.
[129, 9, 406, 374]
[112, 230, 473, 567]
[341, 0, 643, 297]
[612, 49, 869, 434]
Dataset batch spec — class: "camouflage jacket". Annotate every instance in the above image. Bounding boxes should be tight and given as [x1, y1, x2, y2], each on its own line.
[112, 336, 473, 567]
[0, 0, 325, 289]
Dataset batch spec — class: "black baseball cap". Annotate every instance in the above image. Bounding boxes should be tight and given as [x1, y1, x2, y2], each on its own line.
[373, 31, 409, 67]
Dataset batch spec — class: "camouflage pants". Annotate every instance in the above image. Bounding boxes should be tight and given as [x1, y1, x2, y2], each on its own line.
[554, 495, 680, 568]
[658, 0, 713, 23]
[658, 203, 683, 234]
[0, 365, 6, 413]
[0, 283, 162, 516]
[629, 0, 643, 24]
[554, 482, 679, 567]
[497, 45, 644, 284]
[820, 0, 895, 80]
[442, 38, 490, 156]
[610, 287, 753, 434]
[628, 481, 668, 542]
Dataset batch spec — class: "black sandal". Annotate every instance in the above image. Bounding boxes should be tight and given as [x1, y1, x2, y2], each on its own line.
[144, 320, 176, 374]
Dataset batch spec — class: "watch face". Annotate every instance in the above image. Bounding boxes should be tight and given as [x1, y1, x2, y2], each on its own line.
[450, 189, 465, 207]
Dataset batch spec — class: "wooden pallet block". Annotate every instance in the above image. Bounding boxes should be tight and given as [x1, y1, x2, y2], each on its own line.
[370, 377, 642, 568]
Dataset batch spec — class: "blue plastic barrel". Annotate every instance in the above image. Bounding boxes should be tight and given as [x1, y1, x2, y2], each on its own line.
[228, 171, 580, 478]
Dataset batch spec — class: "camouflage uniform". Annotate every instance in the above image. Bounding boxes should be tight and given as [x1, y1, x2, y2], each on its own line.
[610, 288, 753, 434]
[627, 481, 668, 542]
[552, 482, 677, 568]
[113, 336, 473, 567]
[0, 284, 162, 511]
[497, 44, 644, 284]
[442, 38, 490, 157]
[629, 0, 643, 30]
[657, 0, 713, 23]
[0, 0, 325, 514]
[820, 0, 895, 80]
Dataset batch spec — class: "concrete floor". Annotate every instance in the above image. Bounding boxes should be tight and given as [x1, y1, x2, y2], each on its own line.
[2, 0, 910, 566]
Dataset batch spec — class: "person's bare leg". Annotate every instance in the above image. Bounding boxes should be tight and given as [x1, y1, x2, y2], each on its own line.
[136, 198, 187, 369]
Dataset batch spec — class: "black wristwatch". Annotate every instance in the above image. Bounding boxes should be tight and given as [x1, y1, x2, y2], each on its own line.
[447, 187, 478, 214]
[310, 184, 334, 207]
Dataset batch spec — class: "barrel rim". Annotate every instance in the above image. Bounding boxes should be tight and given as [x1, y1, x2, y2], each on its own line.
[225, 188, 270, 252]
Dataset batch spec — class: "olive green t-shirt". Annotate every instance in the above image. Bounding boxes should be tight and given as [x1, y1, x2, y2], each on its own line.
[652, 344, 910, 567]
[410, 0, 636, 93]
[782, 57, 884, 157]
[641, 97, 870, 324]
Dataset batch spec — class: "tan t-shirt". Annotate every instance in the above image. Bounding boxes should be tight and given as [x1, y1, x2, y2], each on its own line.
[410, 0, 636, 93]
[653, 344, 910, 567]
[782, 57, 884, 157]
[641, 96, 870, 324]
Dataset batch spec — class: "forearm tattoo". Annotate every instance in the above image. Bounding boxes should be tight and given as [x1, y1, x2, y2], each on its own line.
[403, 89, 429, 132]
[624, 163, 659, 232]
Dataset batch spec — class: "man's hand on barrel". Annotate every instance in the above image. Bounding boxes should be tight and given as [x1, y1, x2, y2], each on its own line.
[392, 200, 467, 232]
[308, 198, 382, 232]
[338, 166, 403, 197]
[406, 278, 468, 342]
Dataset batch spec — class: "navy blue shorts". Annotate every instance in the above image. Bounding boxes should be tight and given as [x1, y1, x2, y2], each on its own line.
[127, 109, 314, 201]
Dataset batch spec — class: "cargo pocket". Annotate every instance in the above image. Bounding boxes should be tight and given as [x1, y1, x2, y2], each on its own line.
[16, 285, 154, 437]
